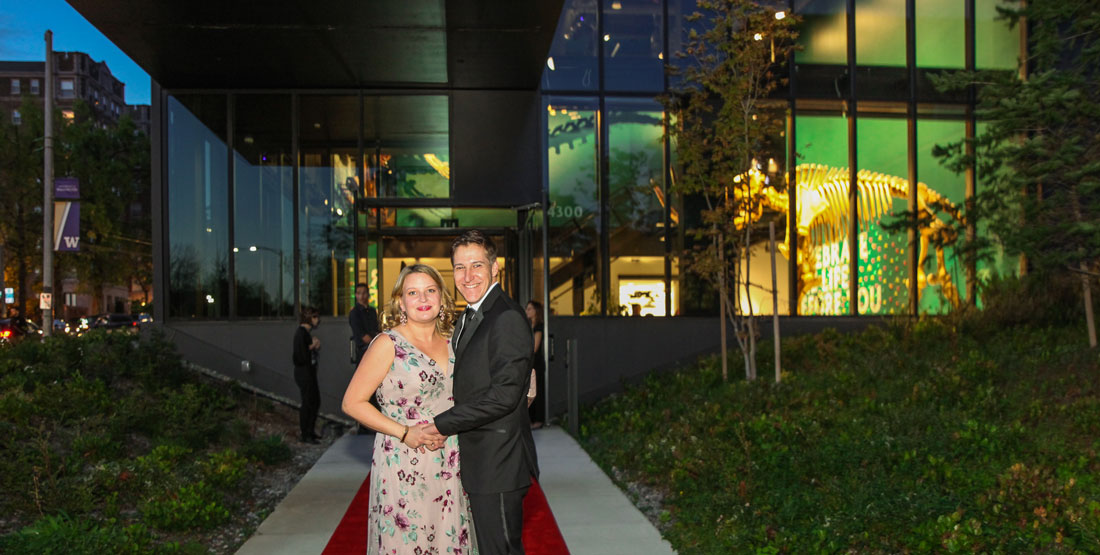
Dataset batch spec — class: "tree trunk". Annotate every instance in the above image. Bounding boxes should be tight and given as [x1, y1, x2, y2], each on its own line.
[718, 232, 729, 382]
[744, 227, 757, 380]
[1083, 262, 1097, 349]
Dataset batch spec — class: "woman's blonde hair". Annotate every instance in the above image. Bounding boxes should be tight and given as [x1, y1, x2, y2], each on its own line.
[380, 264, 455, 337]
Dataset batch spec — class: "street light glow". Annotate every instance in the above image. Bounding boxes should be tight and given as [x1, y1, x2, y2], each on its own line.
[754, 33, 764, 41]
[775, 11, 786, 20]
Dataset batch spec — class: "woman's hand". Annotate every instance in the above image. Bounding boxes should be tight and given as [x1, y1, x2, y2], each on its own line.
[404, 423, 446, 452]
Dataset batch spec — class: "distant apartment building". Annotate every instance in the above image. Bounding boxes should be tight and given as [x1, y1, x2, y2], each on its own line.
[0, 51, 149, 134]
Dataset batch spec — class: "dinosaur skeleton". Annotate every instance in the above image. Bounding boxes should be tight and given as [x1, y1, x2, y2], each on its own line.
[740, 164, 962, 310]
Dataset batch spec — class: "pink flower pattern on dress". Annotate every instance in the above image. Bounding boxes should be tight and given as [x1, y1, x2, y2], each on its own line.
[367, 330, 475, 554]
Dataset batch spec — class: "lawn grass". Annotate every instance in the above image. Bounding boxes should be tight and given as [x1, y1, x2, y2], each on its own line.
[578, 306, 1100, 552]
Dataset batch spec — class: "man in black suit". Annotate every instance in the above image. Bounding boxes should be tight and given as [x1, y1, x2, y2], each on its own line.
[349, 283, 379, 366]
[349, 283, 380, 415]
[425, 230, 538, 555]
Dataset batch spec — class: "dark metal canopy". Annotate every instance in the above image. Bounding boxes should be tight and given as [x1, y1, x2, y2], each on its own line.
[65, 0, 563, 90]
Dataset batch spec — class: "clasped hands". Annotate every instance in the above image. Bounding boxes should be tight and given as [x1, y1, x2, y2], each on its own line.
[403, 422, 447, 452]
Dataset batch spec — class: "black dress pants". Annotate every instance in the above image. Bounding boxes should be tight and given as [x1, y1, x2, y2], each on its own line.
[468, 486, 529, 555]
[294, 365, 320, 438]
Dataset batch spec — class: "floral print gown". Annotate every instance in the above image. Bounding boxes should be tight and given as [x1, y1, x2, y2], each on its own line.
[368, 330, 476, 555]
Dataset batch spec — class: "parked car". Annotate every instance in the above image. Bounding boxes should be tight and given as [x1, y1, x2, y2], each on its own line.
[134, 312, 153, 324]
[0, 317, 44, 344]
[67, 316, 92, 336]
[91, 313, 140, 334]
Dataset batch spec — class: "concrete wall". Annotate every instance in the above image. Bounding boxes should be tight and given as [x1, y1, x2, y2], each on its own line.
[160, 314, 886, 424]
[160, 318, 361, 419]
[542, 315, 886, 418]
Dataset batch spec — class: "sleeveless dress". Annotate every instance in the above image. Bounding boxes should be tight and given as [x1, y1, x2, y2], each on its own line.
[367, 330, 477, 554]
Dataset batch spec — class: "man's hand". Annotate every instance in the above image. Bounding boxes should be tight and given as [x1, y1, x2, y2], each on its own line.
[418, 423, 446, 450]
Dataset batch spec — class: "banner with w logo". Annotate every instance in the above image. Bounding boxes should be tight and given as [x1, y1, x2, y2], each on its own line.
[54, 201, 80, 252]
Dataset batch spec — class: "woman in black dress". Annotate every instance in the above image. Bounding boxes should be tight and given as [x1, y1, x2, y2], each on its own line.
[293, 307, 322, 443]
[525, 300, 546, 429]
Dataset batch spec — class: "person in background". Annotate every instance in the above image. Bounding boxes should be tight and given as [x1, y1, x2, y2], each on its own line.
[293, 307, 323, 444]
[525, 300, 546, 429]
[349, 282, 379, 366]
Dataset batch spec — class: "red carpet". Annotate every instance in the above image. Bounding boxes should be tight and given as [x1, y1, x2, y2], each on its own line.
[322, 473, 569, 554]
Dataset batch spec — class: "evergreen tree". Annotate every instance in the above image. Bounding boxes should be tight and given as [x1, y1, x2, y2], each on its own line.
[932, 0, 1100, 346]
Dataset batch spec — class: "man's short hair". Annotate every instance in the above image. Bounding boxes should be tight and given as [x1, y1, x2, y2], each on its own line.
[355, 283, 369, 293]
[451, 229, 497, 262]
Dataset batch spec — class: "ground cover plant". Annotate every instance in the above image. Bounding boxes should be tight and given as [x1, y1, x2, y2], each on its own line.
[578, 275, 1100, 552]
[0, 330, 301, 554]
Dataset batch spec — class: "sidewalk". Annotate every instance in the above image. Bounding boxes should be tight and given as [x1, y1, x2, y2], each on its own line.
[236, 426, 676, 554]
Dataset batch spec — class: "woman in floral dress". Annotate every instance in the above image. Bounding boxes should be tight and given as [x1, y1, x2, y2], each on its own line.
[343, 264, 477, 554]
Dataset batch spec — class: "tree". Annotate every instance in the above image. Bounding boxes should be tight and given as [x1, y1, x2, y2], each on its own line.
[931, 0, 1100, 347]
[56, 101, 151, 314]
[662, 0, 799, 380]
[0, 98, 150, 318]
[0, 97, 47, 317]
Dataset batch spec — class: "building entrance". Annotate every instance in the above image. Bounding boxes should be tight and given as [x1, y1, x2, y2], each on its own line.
[354, 206, 546, 316]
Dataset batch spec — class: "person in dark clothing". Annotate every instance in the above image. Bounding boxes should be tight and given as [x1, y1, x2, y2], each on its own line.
[526, 299, 546, 429]
[293, 307, 322, 443]
[348, 283, 379, 366]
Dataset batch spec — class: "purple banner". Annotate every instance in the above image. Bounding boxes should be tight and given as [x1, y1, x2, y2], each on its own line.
[54, 202, 80, 252]
[55, 177, 79, 199]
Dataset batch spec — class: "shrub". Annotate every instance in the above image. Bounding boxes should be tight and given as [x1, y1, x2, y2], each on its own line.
[140, 481, 231, 531]
[200, 449, 249, 490]
[0, 513, 157, 555]
[241, 434, 293, 466]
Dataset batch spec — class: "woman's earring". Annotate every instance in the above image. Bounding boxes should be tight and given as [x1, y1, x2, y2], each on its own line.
[400, 311, 408, 325]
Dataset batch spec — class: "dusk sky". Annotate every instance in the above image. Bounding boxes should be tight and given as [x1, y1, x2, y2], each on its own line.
[0, 0, 151, 105]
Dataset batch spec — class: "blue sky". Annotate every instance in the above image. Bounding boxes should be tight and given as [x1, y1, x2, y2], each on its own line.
[0, 0, 151, 105]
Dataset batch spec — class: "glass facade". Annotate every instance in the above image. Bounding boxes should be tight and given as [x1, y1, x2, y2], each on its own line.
[540, 0, 1020, 319]
[161, 0, 1022, 321]
[233, 95, 293, 318]
[167, 95, 228, 318]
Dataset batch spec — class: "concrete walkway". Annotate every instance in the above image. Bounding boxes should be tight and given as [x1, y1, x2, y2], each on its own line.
[237, 426, 676, 554]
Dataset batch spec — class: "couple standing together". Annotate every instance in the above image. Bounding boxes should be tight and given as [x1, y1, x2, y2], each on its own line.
[342, 230, 539, 555]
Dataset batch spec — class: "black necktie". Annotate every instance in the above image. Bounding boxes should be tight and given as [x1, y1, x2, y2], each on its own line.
[457, 307, 475, 344]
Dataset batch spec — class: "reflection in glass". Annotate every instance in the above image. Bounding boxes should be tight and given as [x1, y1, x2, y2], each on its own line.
[603, 0, 664, 92]
[546, 97, 599, 315]
[167, 95, 228, 318]
[300, 96, 358, 317]
[916, 0, 964, 69]
[794, 0, 847, 65]
[365, 96, 450, 201]
[607, 97, 666, 314]
[234, 95, 293, 317]
[976, 0, 1020, 70]
[543, 0, 599, 91]
[855, 0, 905, 66]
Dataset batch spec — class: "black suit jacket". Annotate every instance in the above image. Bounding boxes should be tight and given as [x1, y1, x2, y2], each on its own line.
[434, 285, 539, 494]
[348, 303, 379, 364]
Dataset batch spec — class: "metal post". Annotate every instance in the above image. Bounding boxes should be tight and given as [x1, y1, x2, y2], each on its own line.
[42, 31, 54, 336]
[567, 338, 578, 436]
